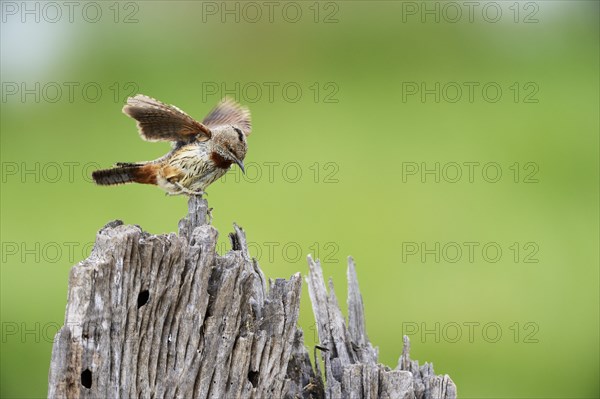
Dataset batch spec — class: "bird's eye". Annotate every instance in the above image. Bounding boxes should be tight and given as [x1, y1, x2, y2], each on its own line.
[233, 127, 244, 141]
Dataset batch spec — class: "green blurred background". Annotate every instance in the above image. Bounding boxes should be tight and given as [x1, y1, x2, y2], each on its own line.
[1, 1, 598, 398]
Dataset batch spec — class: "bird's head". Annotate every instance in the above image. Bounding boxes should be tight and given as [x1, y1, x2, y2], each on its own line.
[211, 125, 248, 173]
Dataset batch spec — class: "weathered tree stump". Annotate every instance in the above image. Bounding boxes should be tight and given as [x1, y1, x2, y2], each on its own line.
[48, 196, 456, 398]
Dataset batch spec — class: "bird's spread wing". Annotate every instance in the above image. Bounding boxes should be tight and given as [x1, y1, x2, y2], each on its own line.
[123, 95, 212, 143]
[202, 97, 252, 135]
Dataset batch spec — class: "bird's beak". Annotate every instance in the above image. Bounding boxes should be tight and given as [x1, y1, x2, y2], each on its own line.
[233, 157, 245, 174]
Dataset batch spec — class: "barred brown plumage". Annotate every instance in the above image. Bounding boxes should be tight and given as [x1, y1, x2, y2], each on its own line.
[92, 164, 156, 186]
[92, 94, 251, 196]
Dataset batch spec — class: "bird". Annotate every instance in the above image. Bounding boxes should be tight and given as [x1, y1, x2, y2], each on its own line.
[92, 94, 251, 196]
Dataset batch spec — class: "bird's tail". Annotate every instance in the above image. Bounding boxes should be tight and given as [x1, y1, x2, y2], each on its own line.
[92, 163, 158, 186]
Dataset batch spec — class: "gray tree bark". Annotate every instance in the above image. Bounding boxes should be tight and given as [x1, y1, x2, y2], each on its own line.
[48, 196, 456, 398]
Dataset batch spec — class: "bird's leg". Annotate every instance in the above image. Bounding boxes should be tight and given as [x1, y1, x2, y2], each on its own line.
[164, 176, 185, 196]
[206, 207, 214, 224]
[173, 181, 205, 197]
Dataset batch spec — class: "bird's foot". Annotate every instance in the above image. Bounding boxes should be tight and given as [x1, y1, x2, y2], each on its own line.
[165, 191, 185, 196]
[188, 190, 206, 197]
[173, 182, 206, 197]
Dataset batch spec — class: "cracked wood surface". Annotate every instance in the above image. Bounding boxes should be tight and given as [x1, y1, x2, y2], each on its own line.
[307, 257, 457, 399]
[48, 196, 456, 399]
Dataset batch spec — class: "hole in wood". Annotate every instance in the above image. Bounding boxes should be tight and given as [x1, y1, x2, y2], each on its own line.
[81, 369, 92, 389]
[248, 370, 259, 388]
[137, 290, 150, 308]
